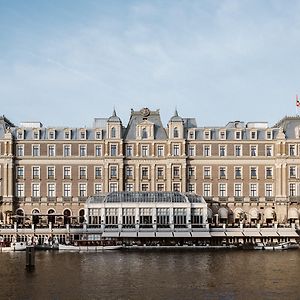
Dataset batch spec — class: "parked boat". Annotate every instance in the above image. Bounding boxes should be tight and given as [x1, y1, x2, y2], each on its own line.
[253, 242, 265, 250]
[0, 242, 27, 252]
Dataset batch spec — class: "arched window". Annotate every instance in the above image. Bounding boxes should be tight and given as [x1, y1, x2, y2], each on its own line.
[142, 128, 148, 139]
[16, 209, 24, 225]
[32, 209, 40, 225]
[174, 127, 179, 138]
[111, 127, 116, 138]
[48, 209, 55, 224]
[63, 209, 71, 225]
[79, 209, 85, 224]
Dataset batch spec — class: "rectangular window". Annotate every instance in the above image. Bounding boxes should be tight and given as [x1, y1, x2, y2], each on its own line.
[157, 184, 164, 191]
[203, 184, 211, 197]
[204, 145, 211, 156]
[95, 131, 102, 139]
[95, 167, 102, 179]
[188, 145, 195, 156]
[16, 166, 24, 179]
[48, 131, 55, 140]
[141, 184, 149, 191]
[63, 166, 71, 179]
[188, 183, 195, 193]
[95, 183, 102, 194]
[141, 145, 149, 157]
[266, 145, 273, 156]
[141, 167, 149, 179]
[250, 183, 257, 197]
[79, 145, 87, 157]
[172, 144, 180, 156]
[79, 166, 87, 179]
[16, 183, 24, 197]
[219, 131, 226, 140]
[64, 131, 71, 139]
[47, 166, 55, 179]
[250, 145, 257, 157]
[48, 145, 55, 157]
[157, 145, 164, 157]
[64, 145, 71, 157]
[234, 184, 242, 197]
[219, 145, 226, 156]
[251, 131, 257, 139]
[188, 166, 195, 178]
[289, 144, 296, 156]
[157, 167, 164, 179]
[63, 183, 71, 197]
[126, 166, 133, 178]
[110, 144, 117, 156]
[266, 167, 273, 179]
[235, 131, 241, 140]
[126, 145, 133, 157]
[125, 184, 133, 192]
[173, 166, 180, 178]
[173, 183, 180, 192]
[48, 184, 56, 197]
[17, 145, 24, 156]
[79, 183, 87, 197]
[219, 167, 226, 179]
[95, 145, 102, 157]
[265, 184, 273, 197]
[32, 145, 40, 157]
[235, 167, 242, 179]
[235, 145, 242, 157]
[32, 183, 40, 197]
[289, 183, 296, 196]
[289, 166, 296, 178]
[110, 166, 117, 178]
[250, 167, 257, 179]
[219, 183, 226, 197]
[203, 166, 211, 179]
[32, 166, 40, 179]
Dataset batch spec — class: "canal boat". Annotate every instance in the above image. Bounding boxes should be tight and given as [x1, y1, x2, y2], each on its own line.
[0, 242, 27, 252]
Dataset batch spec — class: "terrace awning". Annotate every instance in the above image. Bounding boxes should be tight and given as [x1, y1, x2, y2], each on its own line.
[191, 231, 211, 238]
[120, 232, 137, 238]
[138, 232, 155, 238]
[173, 232, 191, 238]
[277, 229, 299, 237]
[210, 231, 226, 237]
[102, 231, 120, 238]
[156, 232, 173, 238]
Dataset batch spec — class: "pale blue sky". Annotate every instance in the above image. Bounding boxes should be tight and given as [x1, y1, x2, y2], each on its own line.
[0, 0, 300, 127]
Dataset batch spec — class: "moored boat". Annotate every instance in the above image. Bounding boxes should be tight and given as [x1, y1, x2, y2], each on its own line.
[0, 242, 27, 252]
[58, 244, 122, 251]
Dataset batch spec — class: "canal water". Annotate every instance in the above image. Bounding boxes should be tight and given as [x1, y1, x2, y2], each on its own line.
[0, 249, 299, 300]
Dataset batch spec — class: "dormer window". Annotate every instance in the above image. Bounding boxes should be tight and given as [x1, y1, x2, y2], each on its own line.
[219, 131, 226, 140]
[250, 131, 257, 140]
[33, 130, 40, 140]
[95, 130, 102, 140]
[48, 130, 55, 140]
[173, 127, 179, 138]
[266, 130, 272, 140]
[235, 131, 241, 140]
[189, 130, 195, 140]
[17, 130, 24, 140]
[204, 130, 211, 140]
[80, 130, 86, 140]
[111, 127, 116, 138]
[142, 128, 148, 139]
[64, 130, 71, 140]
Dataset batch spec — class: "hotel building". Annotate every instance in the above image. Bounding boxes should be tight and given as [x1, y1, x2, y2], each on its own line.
[0, 108, 300, 227]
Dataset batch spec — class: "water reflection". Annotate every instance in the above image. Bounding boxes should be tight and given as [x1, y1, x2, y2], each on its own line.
[0, 250, 299, 299]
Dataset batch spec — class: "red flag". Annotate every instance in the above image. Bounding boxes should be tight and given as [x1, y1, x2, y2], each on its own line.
[297, 95, 300, 107]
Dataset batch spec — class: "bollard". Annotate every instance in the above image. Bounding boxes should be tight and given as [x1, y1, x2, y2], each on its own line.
[26, 245, 35, 271]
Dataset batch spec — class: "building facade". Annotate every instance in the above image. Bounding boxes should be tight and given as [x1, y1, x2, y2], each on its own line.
[0, 108, 300, 226]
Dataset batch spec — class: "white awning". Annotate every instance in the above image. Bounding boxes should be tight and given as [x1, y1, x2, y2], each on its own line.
[156, 232, 173, 238]
[225, 231, 244, 237]
[277, 229, 299, 237]
[191, 231, 211, 238]
[138, 232, 155, 238]
[218, 208, 228, 219]
[120, 232, 137, 238]
[173, 232, 191, 238]
[210, 231, 226, 237]
[260, 229, 278, 237]
[243, 230, 261, 237]
[265, 209, 274, 219]
[249, 209, 259, 219]
[288, 208, 299, 219]
[102, 231, 120, 237]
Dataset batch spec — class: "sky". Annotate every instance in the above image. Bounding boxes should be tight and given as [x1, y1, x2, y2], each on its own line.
[0, 0, 300, 128]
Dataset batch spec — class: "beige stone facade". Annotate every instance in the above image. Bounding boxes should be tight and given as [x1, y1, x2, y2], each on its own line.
[0, 110, 300, 227]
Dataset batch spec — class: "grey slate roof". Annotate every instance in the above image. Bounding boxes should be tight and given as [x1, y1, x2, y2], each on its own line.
[123, 109, 167, 140]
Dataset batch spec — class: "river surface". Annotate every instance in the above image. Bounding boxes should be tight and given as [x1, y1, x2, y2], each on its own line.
[0, 249, 299, 300]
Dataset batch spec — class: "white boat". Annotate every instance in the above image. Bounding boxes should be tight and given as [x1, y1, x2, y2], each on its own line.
[58, 244, 122, 251]
[253, 242, 265, 250]
[0, 242, 27, 252]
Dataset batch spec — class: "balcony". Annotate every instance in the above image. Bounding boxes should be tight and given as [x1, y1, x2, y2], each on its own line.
[62, 197, 72, 202]
[289, 196, 300, 203]
[234, 197, 244, 202]
[32, 197, 41, 203]
[78, 197, 87, 203]
[265, 197, 275, 202]
[250, 197, 259, 202]
[219, 197, 228, 203]
[47, 197, 57, 202]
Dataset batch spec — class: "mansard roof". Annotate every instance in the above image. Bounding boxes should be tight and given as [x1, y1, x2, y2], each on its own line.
[123, 108, 167, 140]
[273, 115, 300, 139]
